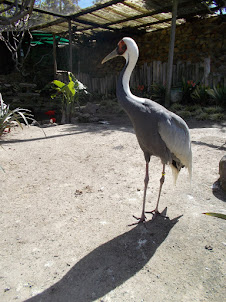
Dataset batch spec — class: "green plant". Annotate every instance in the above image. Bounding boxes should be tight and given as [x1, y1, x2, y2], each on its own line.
[203, 106, 224, 114]
[51, 72, 88, 123]
[191, 84, 210, 104]
[151, 83, 166, 104]
[207, 86, 226, 107]
[203, 212, 226, 220]
[0, 93, 34, 137]
[195, 111, 209, 120]
[181, 78, 197, 104]
[186, 104, 202, 112]
[176, 110, 192, 120]
[209, 113, 225, 121]
[170, 103, 184, 112]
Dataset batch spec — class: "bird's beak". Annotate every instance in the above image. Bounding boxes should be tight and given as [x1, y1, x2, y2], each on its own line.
[101, 48, 118, 64]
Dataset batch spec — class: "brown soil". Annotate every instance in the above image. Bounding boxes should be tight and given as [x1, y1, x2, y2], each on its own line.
[0, 117, 226, 302]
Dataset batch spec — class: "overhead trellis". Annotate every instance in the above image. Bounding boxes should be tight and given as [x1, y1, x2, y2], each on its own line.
[26, 0, 214, 36]
[1, 0, 222, 105]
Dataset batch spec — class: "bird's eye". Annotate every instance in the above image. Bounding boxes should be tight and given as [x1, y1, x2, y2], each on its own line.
[117, 40, 127, 55]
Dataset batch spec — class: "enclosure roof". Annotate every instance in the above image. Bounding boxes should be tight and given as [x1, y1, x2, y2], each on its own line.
[28, 0, 213, 37]
[30, 32, 69, 46]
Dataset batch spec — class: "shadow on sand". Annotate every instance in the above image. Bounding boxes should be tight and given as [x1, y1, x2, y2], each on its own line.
[0, 122, 134, 145]
[26, 209, 181, 302]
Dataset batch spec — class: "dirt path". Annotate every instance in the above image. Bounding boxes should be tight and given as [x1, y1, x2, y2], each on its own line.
[0, 119, 225, 302]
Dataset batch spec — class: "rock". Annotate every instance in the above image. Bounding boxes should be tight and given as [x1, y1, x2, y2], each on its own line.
[219, 155, 226, 192]
[83, 102, 99, 115]
[78, 113, 91, 123]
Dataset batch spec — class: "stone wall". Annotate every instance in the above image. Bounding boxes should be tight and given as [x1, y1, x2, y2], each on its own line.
[75, 15, 225, 88]
[0, 15, 225, 96]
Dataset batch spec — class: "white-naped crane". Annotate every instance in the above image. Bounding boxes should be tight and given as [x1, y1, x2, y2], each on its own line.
[102, 37, 192, 224]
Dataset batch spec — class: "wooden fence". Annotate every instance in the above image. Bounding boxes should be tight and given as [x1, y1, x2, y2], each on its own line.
[77, 59, 225, 95]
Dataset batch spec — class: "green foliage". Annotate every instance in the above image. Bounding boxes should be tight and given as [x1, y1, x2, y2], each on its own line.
[0, 93, 34, 137]
[191, 84, 210, 104]
[195, 111, 209, 120]
[51, 72, 88, 123]
[207, 86, 226, 107]
[35, 0, 78, 14]
[170, 103, 184, 111]
[169, 103, 225, 121]
[176, 110, 192, 119]
[181, 78, 197, 104]
[181, 77, 226, 108]
[204, 106, 224, 114]
[208, 113, 225, 121]
[151, 82, 166, 104]
[203, 212, 226, 220]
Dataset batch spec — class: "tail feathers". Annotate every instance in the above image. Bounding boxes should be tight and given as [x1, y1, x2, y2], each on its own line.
[188, 161, 192, 185]
[170, 161, 192, 185]
[170, 164, 180, 185]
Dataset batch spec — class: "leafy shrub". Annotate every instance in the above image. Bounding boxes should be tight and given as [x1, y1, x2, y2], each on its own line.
[177, 110, 192, 119]
[204, 106, 224, 114]
[209, 113, 225, 121]
[195, 111, 209, 120]
[191, 84, 210, 105]
[170, 103, 184, 112]
[207, 86, 226, 107]
[151, 83, 166, 104]
[186, 104, 202, 112]
[51, 72, 88, 123]
[181, 78, 197, 105]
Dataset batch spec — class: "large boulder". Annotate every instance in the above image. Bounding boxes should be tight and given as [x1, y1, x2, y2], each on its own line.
[219, 155, 226, 192]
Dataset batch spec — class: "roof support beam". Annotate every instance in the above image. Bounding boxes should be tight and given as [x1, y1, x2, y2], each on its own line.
[53, 34, 57, 79]
[68, 19, 72, 72]
[165, 0, 178, 108]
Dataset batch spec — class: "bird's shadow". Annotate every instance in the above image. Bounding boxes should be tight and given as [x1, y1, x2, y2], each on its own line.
[26, 209, 181, 302]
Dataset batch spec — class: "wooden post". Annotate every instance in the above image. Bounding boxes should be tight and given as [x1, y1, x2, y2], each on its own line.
[53, 34, 57, 79]
[165, 0, 178, 108]
[68, 19, 73, 72]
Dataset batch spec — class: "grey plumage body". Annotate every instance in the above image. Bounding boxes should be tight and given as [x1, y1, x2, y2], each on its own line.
[117, 64, 190, 168]
[102, 37, 192, 224]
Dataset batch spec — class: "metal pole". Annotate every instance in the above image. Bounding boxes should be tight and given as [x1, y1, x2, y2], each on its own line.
[53, 34, 57, 79]
[68, 19, 73, 72]
[165, 0, 178, 108]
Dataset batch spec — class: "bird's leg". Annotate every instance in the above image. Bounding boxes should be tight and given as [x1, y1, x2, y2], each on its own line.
[146, 164, 166, 217]
[155, 164, 165, 213]
[130, 162, 149, 225]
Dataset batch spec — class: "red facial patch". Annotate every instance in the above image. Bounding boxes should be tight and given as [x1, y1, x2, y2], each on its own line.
[117, 40, 127, 55]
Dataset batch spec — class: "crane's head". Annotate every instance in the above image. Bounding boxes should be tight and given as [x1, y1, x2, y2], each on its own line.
[101, 37, 139, 64]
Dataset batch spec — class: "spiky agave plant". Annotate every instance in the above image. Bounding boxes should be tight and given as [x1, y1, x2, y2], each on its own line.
[0, 93, 35, 136]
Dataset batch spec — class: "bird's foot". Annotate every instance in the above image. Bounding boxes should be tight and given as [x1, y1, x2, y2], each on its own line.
[145, 209, 169, 220]
[128, 214, 147, 227]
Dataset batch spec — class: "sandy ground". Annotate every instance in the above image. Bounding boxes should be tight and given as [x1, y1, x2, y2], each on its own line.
[0, 117, 226, 302]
